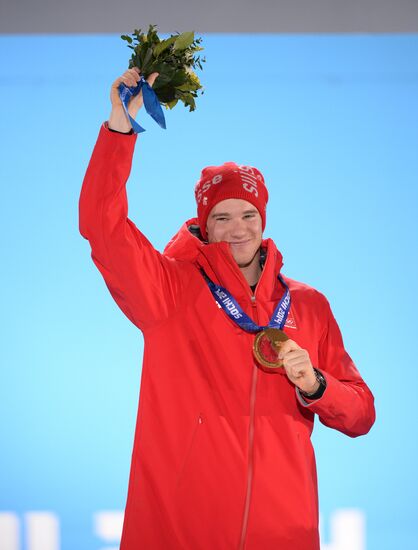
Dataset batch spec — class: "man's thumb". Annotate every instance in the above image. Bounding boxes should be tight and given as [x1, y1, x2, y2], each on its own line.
[147, 72, 159, 87]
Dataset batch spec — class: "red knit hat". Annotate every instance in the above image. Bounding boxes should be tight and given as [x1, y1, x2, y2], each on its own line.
[195, 161, 269, 240]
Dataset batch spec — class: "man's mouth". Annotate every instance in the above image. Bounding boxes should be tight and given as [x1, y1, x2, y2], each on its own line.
[229, 240, 251, 246]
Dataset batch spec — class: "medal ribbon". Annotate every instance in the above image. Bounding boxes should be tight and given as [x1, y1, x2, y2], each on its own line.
[201, 270, 291, 333]
[118, 77, 166, 134]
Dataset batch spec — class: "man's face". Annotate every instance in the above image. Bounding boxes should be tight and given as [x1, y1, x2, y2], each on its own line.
[206, 198, 263, 269]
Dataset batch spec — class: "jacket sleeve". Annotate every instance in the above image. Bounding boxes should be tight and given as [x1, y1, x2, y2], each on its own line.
[79, 123, 184, 331]
[297, 296, 376, 438]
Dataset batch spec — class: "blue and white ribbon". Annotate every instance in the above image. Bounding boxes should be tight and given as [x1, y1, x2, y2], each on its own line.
[201, 270, 291, 333]
[118, 76, 166, 134]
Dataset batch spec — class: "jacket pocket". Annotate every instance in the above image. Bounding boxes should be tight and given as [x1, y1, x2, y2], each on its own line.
[175, 414, 204, 489]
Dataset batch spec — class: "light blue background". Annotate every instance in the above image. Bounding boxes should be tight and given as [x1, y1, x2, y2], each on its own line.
[0, 34, 417, 549]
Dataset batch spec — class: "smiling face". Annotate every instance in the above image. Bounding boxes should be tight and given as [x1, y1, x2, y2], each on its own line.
[206, 198, 263, 284]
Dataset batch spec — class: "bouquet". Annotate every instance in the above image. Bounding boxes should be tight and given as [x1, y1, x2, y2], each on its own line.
[121, 24, 205, 113]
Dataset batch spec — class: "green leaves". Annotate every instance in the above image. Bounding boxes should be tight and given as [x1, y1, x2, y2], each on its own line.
[120, 25, 205, 112]
[121, 34, 133, 44]
[153, 35, 177, 57]
[141, 47, 153, 73]
[173, 31, 195, 51]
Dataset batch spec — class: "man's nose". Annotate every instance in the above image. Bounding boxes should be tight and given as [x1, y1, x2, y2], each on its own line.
[230, 218, 247, 237]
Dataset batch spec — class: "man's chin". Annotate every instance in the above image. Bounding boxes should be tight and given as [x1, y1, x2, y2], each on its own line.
[234, 252, 259, 269]
[236, 258, 253, 268]
[230, 245, 261, 270]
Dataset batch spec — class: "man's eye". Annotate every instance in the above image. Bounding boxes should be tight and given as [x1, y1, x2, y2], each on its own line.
[244, 214, 255, 219]
[216, 217, 228, 221]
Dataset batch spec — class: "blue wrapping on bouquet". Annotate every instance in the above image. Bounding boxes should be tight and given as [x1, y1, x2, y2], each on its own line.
[118, 76, 166, 133]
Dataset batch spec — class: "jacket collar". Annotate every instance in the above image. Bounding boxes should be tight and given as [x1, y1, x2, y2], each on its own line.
[164, 218, 285, 306]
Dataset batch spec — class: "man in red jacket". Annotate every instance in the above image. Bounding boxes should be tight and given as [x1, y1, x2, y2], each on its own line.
[79, 67, 375, 550]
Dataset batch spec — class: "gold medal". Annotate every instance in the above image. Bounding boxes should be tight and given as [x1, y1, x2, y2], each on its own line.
[253, 328, 289, 369]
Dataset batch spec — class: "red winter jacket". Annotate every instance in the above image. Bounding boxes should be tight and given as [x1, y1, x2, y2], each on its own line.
[79, 125, 375, 550]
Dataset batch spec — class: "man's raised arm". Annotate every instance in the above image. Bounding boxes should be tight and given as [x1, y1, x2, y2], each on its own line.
[79, 69, 185, 331]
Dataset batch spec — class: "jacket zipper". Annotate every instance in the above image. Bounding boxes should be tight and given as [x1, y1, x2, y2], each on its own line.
[217, 245, 273, 548]
[238, 295, 259, 550]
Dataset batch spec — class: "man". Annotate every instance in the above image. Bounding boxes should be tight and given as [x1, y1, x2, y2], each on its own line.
[79, 67, 375, 550]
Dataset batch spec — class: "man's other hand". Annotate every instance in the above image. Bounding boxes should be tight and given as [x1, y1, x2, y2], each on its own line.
[278, 339, 320, 395]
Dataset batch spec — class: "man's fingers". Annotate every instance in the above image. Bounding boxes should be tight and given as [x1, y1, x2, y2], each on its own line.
[278, 338, 300, 358]
[274, 339, 317, 392]
[122, 73, 141, 88]
[122, 68, 159, 87]
[113, 69, 158, 94]
[146, 72, 160, 87]
[114, 68, 141, 89]
[109, 68, 160, 119]
[284, 354, 309, 369]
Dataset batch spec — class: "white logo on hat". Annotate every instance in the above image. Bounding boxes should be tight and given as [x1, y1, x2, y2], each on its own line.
[196, 174, 223, 204]
[239, 166, 259, 197]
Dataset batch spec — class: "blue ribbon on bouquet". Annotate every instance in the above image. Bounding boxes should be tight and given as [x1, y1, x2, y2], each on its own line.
[118, 76, 166, 134]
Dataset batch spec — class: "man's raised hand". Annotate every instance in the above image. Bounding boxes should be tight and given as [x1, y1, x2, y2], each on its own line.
[109, 67, 159, 133]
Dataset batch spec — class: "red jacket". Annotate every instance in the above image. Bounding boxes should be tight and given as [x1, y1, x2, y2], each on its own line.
[79, 125, 375, 550]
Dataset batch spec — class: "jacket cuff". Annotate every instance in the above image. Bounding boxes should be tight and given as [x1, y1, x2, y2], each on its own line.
[295, 369, 354, 413]
[91, 122, 138, 157]
[104, 121, 135, 135]
[296, 387, 323, 407]
[296, 370, 331, 408]
[101, 121, 137, 139]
